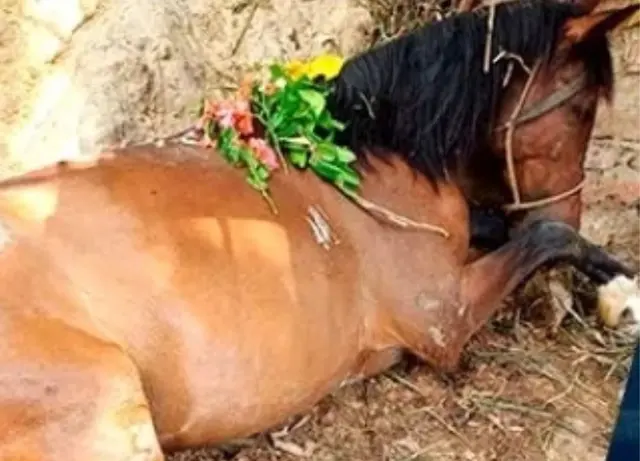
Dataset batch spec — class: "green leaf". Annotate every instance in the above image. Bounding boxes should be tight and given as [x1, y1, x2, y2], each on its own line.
[239, 146, 259, 170]
[281, 136, 311, 146]
[303, 120, 318, 134]
[330, 118, 346, 131]
[269, 111, 285, 129]
[298, 89, 326, 118]
[291, 106, 313, 122]
[315, 142, 338, 162]
[284, 89, 304, 106]
[316, 111, 346, 131]
[256, 165, 270, 181]
[229, 145, 242, 164]
[288, 148, 309, 168]
[334, 146, 357, 164]
[336, 167, 360, 190]
[269, 64, 287, 80]
[276, 123, 300, 138]
[310, 159, 343, 182]
[305, 131, 323, 144]
[246, 174, 267, 192]
[217, 128, 235, 157]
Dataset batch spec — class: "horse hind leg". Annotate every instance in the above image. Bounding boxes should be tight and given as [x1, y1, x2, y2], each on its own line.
[0, 323, 164, 461]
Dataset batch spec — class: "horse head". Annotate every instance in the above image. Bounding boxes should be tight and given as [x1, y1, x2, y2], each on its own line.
[488, 2, 638, 228]
[326, 0, 638, 231]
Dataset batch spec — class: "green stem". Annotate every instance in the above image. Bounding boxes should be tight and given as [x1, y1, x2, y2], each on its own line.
[253, 94, 288, 173]
[261, 190, 278, 215]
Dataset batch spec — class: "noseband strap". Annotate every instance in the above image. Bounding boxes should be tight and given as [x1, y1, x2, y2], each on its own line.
[498, 60, 588, 213]
[503, 178, 586, 212]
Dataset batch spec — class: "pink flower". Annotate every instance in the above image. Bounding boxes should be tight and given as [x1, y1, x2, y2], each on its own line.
[207, 100, 254, 135]
[249, 138, 279, 171]
[233, 102, 254, 136]
[217, 109, 235, 129]
[234, 99, 251, 113]
[207, 101, 233, 128]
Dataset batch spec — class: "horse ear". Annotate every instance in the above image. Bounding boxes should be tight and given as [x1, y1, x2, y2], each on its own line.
[563, 4, 640, 43]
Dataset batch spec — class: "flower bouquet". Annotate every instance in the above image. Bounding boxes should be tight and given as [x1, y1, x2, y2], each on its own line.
[196, 54, 359, 213]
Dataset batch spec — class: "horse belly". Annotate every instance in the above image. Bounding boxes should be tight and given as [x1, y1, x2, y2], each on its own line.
[81, 217, 367, 449]
[146, 295, 363, 450]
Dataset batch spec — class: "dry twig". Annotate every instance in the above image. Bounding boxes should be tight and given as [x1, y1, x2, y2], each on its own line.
[231, 0, 260, 57]
[386, 372, 473, 448]
[341, 188, 450, 238]
[483, 0, 496, 73]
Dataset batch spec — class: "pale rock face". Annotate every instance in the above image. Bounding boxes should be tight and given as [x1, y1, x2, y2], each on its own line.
[0, 0, 373, 175]
[581, 26, 639, 260]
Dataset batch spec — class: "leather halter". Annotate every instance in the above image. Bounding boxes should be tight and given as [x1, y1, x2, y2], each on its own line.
[496, 60, 588, 213]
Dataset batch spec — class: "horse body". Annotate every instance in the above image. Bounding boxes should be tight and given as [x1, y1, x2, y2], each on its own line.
[0, 151, 470, 456]
[0, 2, 638, 460]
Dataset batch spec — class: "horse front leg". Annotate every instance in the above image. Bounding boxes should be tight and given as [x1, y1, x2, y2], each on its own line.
[416, 219, 634, 372]
[460, 219, 634, 352]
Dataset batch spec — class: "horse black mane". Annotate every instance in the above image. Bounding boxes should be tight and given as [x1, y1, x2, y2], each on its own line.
[326, 0, 612, 183]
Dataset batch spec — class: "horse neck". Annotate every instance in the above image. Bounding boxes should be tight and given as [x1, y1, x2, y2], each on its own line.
[352, 155, 470, 258]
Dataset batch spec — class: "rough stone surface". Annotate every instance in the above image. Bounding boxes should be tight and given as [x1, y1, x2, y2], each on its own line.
[581, 28, 639, 263]
[0, 0, 372, 175]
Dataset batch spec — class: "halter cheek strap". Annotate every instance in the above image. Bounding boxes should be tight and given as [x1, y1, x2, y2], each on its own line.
[496, 60, 588, 213]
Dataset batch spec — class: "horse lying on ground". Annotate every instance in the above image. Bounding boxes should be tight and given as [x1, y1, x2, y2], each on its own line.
[0, 1, 637, 460]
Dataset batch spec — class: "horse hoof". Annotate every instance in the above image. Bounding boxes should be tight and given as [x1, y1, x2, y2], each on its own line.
[597, 274, 640, 331]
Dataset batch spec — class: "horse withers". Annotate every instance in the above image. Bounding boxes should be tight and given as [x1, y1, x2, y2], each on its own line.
[0, 2, 637, 460]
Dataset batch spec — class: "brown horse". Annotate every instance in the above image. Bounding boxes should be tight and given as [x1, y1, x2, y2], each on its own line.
[0, 2, 637, 460]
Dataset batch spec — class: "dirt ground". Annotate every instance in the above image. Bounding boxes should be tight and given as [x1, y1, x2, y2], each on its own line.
[1, 1, 638, 461]
[169, 326, 636, 461]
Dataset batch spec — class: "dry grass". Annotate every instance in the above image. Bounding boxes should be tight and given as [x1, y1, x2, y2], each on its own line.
[362, 0, 457, 46]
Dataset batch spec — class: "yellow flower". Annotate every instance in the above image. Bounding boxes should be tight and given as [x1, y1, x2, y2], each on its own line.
[284, 54, 345, 81]
[305, 54, 344, 80]
[283, 59, 308, 80]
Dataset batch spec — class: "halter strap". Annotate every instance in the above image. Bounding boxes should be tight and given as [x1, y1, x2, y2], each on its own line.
[497, 73, 588, 131]
[503, 178, 586, 212]
[499, 60, 588, 213]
